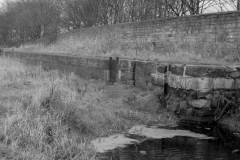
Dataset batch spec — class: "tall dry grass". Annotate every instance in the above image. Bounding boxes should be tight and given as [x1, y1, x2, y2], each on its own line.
[0, 57, 175, 160]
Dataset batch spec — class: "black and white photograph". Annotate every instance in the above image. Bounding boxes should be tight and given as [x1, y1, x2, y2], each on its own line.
[0, 0, 240, 159]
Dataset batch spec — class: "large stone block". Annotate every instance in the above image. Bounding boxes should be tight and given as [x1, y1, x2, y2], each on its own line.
[213, 78, 234, 89]
[188, 99, 211, 109]
[230, 71, 240, 79]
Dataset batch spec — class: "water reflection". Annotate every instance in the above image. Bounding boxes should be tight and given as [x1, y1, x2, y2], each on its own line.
[98, 132, 240, 160]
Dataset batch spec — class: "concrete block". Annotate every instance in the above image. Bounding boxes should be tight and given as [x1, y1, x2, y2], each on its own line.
[197, 78, 213, 92]
[186, 65, 230, 78]
[188, 99, 211, 109]
[235, 79, 240, 89]
[184, 77, 199, 91]
[213, 78, 234, 89]
[230, 71, 240, 78]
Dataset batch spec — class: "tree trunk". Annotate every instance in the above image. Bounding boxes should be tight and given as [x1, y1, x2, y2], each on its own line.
[196, 0, 200, 14]
[237, 0, 240, 11]
[40, 24, 45, 38]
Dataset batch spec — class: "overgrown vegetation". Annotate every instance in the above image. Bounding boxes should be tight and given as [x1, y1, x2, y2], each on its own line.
[0, 0, 239, 64]
[0, 57, 175, 159]
[217, 91, 240, 133]
[0, 0, 239, 47]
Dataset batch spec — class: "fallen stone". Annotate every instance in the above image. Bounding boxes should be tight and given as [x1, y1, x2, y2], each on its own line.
[233, 132, 240, 137]
[139, 150, 147, 155]
[230, 71, 240, 78]
[232, 149, 240, 154]
[205, 94, 213, 100]
[188, 99, 211, 109]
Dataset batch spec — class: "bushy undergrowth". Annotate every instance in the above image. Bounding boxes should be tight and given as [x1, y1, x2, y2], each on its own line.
[0, 57, 175, 160]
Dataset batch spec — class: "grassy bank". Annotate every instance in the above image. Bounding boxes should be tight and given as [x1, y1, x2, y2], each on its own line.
[0, 57, 176, 160]
[14, 24, 240, 65]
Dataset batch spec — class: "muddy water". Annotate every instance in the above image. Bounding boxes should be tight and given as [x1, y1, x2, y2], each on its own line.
[95, 125, 240, 160]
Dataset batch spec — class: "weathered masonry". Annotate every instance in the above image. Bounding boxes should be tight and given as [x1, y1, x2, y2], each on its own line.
[1, 11, 240, 123]
[2, 51, 240, 124]
[2, 51, 240, 89]
[0, 50, 237, 83]
[58, 11, 240, 64]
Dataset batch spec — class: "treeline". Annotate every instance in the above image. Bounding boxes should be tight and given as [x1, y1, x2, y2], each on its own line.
[0, 0, 239, 47]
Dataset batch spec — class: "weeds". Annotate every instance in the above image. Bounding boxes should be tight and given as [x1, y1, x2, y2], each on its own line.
[0, 57, 175, 159]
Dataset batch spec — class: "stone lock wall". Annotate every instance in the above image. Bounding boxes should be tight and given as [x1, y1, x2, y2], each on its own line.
[2, 11, 240, 122]
[130, 11, 240, 63]
[2, 50, 240, 122]
[3, 51, 240, 90]
[57, 11, 240, 63]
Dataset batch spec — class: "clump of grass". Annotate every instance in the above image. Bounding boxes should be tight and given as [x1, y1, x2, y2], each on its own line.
[0, 64, 96, 159]
[0, 57, 176, 159]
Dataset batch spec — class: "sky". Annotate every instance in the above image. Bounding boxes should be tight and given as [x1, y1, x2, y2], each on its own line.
[0, 0, 15, 8]
[0, 0, 5, 12]
[0, 0, 8, 9]
[0, 0, 3, 7]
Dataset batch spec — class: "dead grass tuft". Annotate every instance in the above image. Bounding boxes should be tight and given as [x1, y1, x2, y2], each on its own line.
[0, 57, 176, 159]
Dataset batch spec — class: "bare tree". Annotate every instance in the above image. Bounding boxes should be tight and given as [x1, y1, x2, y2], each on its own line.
[63, 0, 99, 29]
[0, 0, 60, 46]
[214, 0, 239, 11]
[165, 0, 187, 16]
[165, 0, 216, 16]
[237, 0, 240, 10]
[1, 0, 238, 47]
